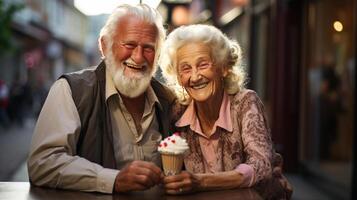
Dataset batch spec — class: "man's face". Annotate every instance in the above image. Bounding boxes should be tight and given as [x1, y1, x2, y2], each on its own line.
[104, 15, 158, 98]
[111, 15, 157, 79]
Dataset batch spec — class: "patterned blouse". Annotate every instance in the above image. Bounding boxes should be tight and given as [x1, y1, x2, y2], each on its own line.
[174, 89, 274, 186]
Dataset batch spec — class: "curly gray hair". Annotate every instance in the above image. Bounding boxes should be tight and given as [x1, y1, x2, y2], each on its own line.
[158, 24, 247, 104]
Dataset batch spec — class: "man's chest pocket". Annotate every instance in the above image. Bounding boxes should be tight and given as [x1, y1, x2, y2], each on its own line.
[142, 131, 162, 166]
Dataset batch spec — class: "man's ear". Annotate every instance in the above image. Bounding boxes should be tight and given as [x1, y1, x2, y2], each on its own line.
[99, 37, 106, 58]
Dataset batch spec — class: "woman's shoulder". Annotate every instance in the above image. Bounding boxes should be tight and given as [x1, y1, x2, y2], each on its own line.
[229, 89, 261, 105]
[171, 100, 188, 121]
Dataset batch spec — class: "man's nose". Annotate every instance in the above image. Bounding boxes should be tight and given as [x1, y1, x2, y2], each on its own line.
[131, 46, 145, 64]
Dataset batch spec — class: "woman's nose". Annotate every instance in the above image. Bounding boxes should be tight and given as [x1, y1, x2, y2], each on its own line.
[190, 69, 201, 82]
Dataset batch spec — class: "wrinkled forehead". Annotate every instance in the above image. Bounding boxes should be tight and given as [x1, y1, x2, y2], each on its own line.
[176, 42, 212, 63]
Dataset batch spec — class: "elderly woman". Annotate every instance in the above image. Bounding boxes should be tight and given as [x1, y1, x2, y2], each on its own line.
[159, 24, 292, 198]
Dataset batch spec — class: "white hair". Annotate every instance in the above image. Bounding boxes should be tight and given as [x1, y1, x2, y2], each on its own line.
[158, 24, 247, 104]
[105, 50, 151, 98]
[98, 4, 166, 74]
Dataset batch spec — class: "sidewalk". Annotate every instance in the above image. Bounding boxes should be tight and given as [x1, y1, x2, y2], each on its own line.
[285, 174, 332, 200]
[0, 118, 35, 181]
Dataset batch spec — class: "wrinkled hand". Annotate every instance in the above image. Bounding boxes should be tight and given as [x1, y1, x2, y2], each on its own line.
[162, 171, 200, 195]
[113, 160, 163, 193]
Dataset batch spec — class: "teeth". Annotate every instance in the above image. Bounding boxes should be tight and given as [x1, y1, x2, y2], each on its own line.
[126, 62, 141, 69]
[192, 83, 207, 89]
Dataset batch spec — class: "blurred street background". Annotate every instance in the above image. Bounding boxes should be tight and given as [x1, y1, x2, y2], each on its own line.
[0, 0, 356, 199]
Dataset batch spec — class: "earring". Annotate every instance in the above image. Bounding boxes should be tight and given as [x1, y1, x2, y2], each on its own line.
[221, 77, 225, 88]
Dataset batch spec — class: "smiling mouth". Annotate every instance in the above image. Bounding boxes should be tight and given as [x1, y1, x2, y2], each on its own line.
[124, 61, 144, 70]
[191, 83, 208, 90]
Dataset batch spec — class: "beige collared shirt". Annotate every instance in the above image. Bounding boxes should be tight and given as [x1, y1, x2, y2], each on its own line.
[28, 70, 162, 194]
[105, 69, 162, 169]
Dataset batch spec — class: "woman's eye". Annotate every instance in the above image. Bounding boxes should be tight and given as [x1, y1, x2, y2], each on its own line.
[180, 65, 191, 73]
[198, 62, 210, 69]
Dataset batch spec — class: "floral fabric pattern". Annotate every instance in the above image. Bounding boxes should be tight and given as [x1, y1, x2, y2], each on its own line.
[178, 89, 273, 184]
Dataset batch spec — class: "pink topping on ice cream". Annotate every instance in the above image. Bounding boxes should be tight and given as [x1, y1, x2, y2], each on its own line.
[158, 132, 189, 154]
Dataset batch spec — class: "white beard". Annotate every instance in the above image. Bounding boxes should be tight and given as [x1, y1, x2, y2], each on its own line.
[105, 51, 152, 98]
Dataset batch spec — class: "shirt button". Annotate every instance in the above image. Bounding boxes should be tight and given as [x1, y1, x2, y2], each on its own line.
[128, 117, 132, 121]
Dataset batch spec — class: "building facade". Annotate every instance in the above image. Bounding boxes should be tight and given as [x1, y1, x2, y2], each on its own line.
[1, 0, 89, 116]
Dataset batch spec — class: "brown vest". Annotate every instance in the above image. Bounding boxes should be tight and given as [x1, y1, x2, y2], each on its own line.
[61, 61, 176, 169]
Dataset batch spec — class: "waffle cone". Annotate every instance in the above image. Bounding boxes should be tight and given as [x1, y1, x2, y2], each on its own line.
[161, 153, 184, 176]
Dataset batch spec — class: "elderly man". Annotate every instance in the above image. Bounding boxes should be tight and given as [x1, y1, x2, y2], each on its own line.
[28, 4, 176, 193]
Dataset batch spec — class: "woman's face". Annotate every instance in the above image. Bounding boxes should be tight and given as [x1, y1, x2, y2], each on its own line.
[176, 42, 226, 103]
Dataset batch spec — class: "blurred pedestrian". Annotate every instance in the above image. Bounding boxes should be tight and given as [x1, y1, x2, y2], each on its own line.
[0, 79, 10, 129]
[8, 78, 26, 126]
[319, 56, 342, 160]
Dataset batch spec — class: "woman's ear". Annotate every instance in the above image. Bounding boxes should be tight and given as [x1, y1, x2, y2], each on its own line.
[222, 66, 229, 77]
[176, 66, 184, 86]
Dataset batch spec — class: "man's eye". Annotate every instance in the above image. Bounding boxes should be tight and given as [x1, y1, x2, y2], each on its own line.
[143, 46, 155, 53]
[124, 44, 136, 49]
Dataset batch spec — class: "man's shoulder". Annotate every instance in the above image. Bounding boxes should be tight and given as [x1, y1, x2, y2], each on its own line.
[61, 66, 98, 85]
[150, 78, 176, 104]
[61, 61, 106, 89]
[66, 66, 97, 75]
[60, 63, 105, 105]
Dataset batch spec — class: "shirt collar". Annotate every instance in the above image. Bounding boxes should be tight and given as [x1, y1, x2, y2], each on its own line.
[175, 92, 233, 137]
[105, 68, 162, 111]
[146, 85, 162, 112]
[105, 68, 118, 101]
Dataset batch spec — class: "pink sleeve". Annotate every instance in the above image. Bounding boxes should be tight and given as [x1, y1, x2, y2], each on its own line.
[235, 164, 256, 187]
[238, 91, 273, 183]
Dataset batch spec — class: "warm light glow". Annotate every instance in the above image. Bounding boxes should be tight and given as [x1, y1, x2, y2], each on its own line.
[74, 0, 161, 15]
[172, 6, 189, 26]
[231, 0, 249, 6]
[333, 21, 343, 32]
[219, 7, 242, 25]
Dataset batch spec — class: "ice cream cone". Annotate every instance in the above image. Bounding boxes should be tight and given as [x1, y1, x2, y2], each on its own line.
[161, 153, 184, 176]
[158, 132, 189, 176]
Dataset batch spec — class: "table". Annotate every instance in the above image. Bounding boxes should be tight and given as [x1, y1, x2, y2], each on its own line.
[0, 182, 263, 200]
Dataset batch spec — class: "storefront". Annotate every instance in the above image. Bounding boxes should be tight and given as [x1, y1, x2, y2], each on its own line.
[245, 0, 355, 198]
[300, 0, 355, 199]
[220, 0, 356, 198]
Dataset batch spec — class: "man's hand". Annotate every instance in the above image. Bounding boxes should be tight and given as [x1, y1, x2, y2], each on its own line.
[113, 160, 163, 193]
